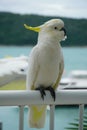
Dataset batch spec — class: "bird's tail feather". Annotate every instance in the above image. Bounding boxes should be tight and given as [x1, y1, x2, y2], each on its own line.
[28, 105, 47, 128]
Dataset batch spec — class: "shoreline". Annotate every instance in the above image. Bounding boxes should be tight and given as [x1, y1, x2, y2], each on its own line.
[0, 45, 87, 48]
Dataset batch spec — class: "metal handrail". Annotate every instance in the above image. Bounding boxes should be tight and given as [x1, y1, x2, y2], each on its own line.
[0, 90, 87, 105]
[0, 89, 87, 130]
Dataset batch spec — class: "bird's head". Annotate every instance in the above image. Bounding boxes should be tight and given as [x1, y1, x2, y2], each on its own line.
[24, 19, 67, 42]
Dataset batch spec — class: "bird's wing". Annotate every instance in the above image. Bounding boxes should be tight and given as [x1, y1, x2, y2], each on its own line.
[53, 59, 64, 90]
[26, 46, 40, 90]
[26, 46, 47, 128]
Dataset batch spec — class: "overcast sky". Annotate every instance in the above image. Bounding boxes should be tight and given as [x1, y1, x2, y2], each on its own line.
[0, 0, 87, 19]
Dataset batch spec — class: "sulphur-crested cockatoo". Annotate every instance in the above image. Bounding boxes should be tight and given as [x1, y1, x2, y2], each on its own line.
[24, 19, 67, 128]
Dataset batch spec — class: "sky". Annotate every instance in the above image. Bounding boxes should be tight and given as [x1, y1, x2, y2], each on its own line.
[0, 0, 87, 19]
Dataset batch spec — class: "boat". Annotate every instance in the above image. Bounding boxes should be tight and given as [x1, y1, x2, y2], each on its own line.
[0, 56, 28, 87]
[59, 70, 87, 90]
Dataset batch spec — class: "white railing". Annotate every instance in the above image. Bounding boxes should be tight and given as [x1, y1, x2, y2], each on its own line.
[0, 89, 87, 130]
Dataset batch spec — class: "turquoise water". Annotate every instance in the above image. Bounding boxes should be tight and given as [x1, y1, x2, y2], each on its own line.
[0, 106, 87, 130]
[0, 106, 80, 130]
[0, 46, 87, 130]
[0, 46, 87, 73]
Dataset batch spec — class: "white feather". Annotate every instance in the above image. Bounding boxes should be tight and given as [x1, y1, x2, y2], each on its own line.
[26, 19, 66, 128]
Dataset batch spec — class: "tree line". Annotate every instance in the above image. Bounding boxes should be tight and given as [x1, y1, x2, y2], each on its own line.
[0, 12, 87, 46]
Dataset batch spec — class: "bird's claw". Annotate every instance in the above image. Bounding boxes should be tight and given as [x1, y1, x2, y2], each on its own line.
[46, 86, 56, 101]
[36, 86, 56, 101]
[35, 86, 46, 100]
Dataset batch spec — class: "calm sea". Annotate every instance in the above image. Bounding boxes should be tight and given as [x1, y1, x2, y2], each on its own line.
[0, 46, 87, 73]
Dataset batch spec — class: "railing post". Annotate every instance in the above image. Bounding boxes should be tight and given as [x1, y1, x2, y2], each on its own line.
[19, 106, 24, 130]
[0, 122, 2, 130]
[79, 104, 84, 130]
[49, 105, 55, 130]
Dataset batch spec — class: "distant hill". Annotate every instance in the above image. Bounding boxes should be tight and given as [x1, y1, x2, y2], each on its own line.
[0, 12, 87, 46]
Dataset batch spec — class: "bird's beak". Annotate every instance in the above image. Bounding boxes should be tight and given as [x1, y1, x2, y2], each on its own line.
[60, 27, 66, 36]
[24, 24, 41, 32]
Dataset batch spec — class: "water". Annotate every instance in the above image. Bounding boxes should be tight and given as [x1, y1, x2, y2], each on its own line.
[0, 46, 87, 73]
[62, 47, 87, 73]
[0, 106, 80, 130]
[0, 106, 87, 130]
[0, 46, 87, 130]
[0, 46, 32, 58]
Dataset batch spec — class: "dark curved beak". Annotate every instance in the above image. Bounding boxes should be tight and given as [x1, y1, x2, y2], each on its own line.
[60, 27, 66, 36]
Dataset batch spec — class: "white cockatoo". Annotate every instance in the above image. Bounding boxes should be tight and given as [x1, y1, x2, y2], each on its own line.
[24, 19, 67, 128]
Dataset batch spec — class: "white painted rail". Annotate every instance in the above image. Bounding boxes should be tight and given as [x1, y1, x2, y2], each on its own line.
[0, 90, 87, 105]
[0, 89, 87, 130]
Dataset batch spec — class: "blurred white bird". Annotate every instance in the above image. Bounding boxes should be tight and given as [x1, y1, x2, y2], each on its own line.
[25, 19, 67, 128]
[0, 56, 28, 87]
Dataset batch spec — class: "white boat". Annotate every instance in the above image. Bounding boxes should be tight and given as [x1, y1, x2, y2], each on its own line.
[0, 56, 28, 87]
[59, 70, 87, 89]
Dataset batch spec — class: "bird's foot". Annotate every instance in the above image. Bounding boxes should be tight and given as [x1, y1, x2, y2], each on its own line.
[46, 86, 56, 101]
[35, 86, 46, 100]
[36, 86, 56, 101]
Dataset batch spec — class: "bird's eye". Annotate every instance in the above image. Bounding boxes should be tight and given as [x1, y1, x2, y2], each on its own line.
[54, 27, 58, 30]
